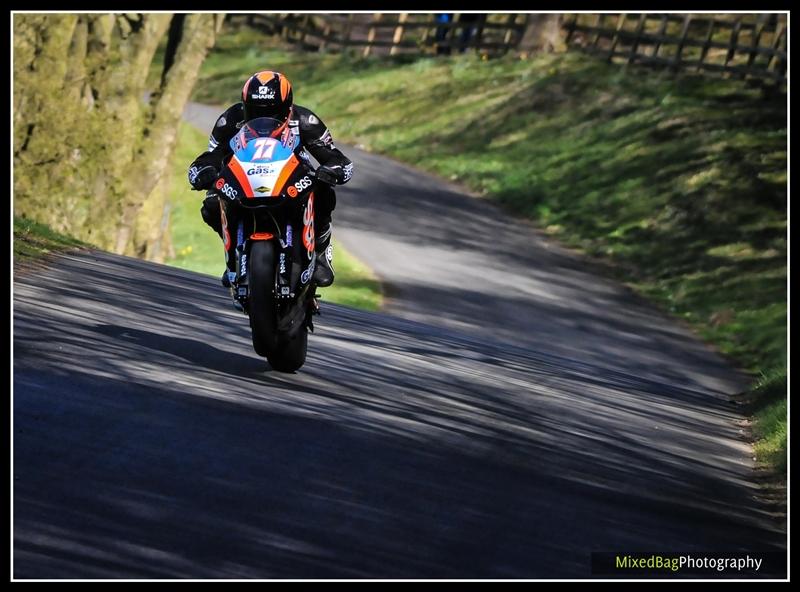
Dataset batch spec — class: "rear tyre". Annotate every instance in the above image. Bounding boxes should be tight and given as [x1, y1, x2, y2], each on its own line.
[267, 329, 308, 373]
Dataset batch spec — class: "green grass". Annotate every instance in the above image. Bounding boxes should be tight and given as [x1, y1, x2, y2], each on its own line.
[192, 36, 787, 475]
[319, 241, 382, 312]
[750, 368, 788, 474]
[13, 217, 87, 265]
[166, 120, 382, 311]
[165, 122, 226, 276]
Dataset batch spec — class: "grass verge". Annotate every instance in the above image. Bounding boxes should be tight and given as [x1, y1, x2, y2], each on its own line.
[166, 120, 382, 311]
[13, 217, 87, 271]
[750, 369, 788, 475]
[192, 34, 787, 476]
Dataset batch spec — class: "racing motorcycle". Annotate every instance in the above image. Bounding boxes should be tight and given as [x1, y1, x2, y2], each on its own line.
[206, 117, 333, 372]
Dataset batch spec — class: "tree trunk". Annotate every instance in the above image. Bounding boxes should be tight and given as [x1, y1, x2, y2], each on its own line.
[14, 12, 223, 258]
[13, 14, 79, 228]
[119, 13, 223, 256]
[518, 14, 566, 55]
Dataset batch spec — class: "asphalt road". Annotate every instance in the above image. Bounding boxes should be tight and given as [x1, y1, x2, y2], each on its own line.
[12, 104, 785, 579]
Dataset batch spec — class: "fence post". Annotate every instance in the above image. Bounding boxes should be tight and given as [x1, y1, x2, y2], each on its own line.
[318, 16, 333, 52]
[627, 14, 648, 65]
[724, 16, 743, 70]
[340, 13, 354, 53]
[607, 13, 627, 61]
[390, 12, 409, 56]
[298, 13, 310, 46]
[591, 13, 604, 49]
[673, 14, 692, 72]
[651, 13, 669, 58]
[476, 13, 488, 50]
[746, 15, 767, 71]
[280, 13, 291, 42]
[363, 13, 381, 57]
[503, 13, 518, 50]
[512, 14, 531, 51]
[564, 13, 577, 44]
[420, 12, 434, 53]
[698, 17, 716, 72]
[765, 21, 785, 74]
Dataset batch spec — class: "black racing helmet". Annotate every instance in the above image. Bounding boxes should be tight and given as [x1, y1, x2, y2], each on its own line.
[241, 70, 293, 123]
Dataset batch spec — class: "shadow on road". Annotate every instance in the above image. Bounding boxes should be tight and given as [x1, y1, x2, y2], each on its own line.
[13, 251, 785, 578]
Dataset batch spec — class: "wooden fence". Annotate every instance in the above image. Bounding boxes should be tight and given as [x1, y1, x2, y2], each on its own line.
[563, 13, 787, 86]
[229, 13, 531, 57]
[228, 13, 787, 87]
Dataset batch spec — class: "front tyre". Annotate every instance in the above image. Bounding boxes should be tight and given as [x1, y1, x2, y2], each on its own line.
[249, 240, 308, 372]
[249, 240, 278, 358]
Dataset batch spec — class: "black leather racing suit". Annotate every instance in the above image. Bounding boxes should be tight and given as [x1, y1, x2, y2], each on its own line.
[188, 102, 353, 272]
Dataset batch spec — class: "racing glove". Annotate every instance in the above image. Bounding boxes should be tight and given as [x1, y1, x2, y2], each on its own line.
[315, 163, 353, 186]
[188, 165, 218, 190]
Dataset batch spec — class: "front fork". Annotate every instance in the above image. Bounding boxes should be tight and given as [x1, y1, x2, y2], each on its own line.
[233, 221, 250, 311]
[230, 216, 280, 315]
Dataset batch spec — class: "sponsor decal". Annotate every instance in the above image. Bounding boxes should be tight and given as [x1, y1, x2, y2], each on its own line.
[287, 186, 298, 198]
[294, 175, 313, 193]
[281, 286, 291, 296]
[308, 114, 318, 125]
[252, 137, 278, 160]
[302, 194, 315, 258]
[215, 178, 225, 190]
[254, 186, 271, 193]
[282, 131, 296, 149]
[301, 258, 316, 285]
[254, 85, 276, 100]
[285, 225, 293, 247]
[216, 116, 227, 127]
[279, 252, 287, 275]
[319, 129, 333, 146]
[217, 181, 238, 199]
[220, 199, 231, 251]
[342, 163, 353, 182]
[246, 165, 277, 175]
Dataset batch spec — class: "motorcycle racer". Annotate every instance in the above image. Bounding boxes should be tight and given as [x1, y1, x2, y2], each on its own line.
[187, 70, 353, 288]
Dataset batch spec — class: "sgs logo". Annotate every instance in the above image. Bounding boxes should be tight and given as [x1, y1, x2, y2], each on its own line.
[215, 178, 238, 199]
[293, 175, 312, 193]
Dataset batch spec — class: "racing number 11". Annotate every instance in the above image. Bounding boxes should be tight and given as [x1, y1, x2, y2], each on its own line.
[252, 138, 277, 160]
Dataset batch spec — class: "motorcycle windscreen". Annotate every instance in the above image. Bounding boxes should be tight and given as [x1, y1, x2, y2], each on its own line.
[227, 117, 300, 201]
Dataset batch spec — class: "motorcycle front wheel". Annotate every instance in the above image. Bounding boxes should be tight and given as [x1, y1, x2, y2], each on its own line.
[249, 240, 308, 372]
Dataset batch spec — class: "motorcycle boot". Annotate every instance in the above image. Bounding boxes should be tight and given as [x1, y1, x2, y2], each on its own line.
[221, 240, 237, 288]
[312, 222, 335, 287]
